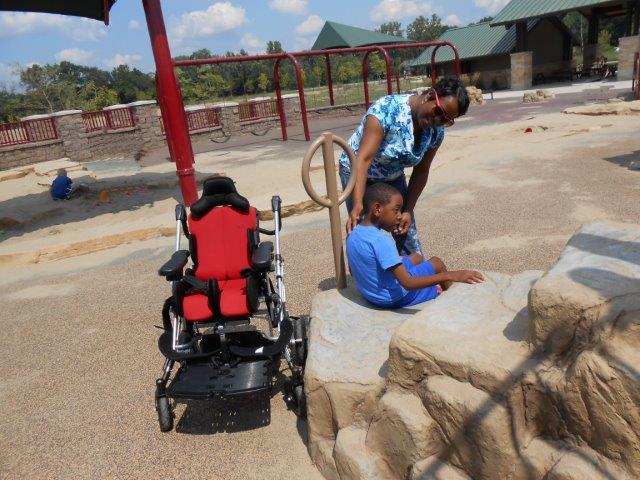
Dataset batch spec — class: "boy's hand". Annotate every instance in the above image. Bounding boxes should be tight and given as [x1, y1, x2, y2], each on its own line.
[346, 203, 363, 234]
[448, 270, 485, 284]
[394, 212, 412, 235]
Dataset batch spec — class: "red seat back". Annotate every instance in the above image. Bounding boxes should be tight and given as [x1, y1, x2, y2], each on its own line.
[188, 206, 257, 282]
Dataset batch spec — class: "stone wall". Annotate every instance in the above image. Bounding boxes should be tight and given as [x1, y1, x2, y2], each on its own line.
[0, 95, 358, 171]
[87, 127, 143, 160]
[0, 139, 65, 170]
[618, 35, 640, 81]
[511, 51, 533, 90]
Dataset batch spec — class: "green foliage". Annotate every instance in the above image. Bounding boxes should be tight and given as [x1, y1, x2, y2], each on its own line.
[468, 16, 494, 26]
[257, 72, 270, 92]
[266, 40, 283, 53]
[406, 14, 448, 41]
[376, 21, 403, 37]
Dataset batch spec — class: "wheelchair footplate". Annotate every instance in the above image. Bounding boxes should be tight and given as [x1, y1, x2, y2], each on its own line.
[166, 359, 273, 399]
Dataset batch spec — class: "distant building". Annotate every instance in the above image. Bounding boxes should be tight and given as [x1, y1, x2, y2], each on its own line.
[312, 21, 406, 50]
[410, 18, 577, 90]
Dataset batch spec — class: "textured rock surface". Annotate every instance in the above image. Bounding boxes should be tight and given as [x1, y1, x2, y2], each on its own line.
[523, 90, 556, 103]
[305, 222, 640, 479]
[564, 100, 640, 116]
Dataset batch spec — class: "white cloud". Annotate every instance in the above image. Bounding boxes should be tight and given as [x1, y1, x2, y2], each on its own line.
[474, 0, 510, 14]
[0, 12, 106, 41]
[268, 0, 308, 15]
[444, 14, 462, 26]
[295, 15, 324, 35]
[170, 2, 246, 43]
[240, 33, 263, 53]
[55, 48, 93, 65]
[104, 53, 142, 68]
[292, 36, 314, 51]
[370, 0, 433, 22]
[128, 19, 141, 30]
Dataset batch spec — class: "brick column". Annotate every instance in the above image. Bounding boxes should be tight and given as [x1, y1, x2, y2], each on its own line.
[618, 35, 640, 80]
[216, 102, 240, 133]
[282, 93, 301, 126]
[510, 51, 532, 90]
[129, 100, 164, 151]
[52, 110, 93, 162]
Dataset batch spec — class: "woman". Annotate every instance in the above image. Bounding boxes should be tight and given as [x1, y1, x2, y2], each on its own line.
[340, 77, 470, 255]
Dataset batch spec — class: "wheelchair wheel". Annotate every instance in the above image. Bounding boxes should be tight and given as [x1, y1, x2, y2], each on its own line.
[293, 384, 307, 418]
[294, 315, 310, 366]
[156, 395, 173, 432]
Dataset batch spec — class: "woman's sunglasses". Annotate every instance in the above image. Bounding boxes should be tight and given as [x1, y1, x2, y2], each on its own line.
[431, 89, 455, 127]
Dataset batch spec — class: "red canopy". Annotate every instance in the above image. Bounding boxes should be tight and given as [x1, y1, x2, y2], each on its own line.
[0, 0, 116, 25]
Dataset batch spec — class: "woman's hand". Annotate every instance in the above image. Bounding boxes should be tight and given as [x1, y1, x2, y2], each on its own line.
[448, 270, 485, 284]
[346, 203, 363, 234]
[394, 212, 412, 235]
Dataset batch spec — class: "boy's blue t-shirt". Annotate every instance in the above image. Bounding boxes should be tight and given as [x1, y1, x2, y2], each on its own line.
[51, 176, 72, 199]
[346, 225, 406, 306]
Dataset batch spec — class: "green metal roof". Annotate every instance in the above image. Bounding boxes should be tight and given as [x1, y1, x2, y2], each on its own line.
[490, 0, 624, 26]
[311, 21, 406, 50]
[409, 21, 521, 66]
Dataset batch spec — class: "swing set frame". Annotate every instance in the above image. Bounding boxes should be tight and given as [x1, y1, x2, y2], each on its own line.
[0, 0, 461, 208]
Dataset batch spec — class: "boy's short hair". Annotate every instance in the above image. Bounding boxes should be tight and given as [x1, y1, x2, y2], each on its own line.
[363, 182, 401, 213]
[57, 168, 67, 176]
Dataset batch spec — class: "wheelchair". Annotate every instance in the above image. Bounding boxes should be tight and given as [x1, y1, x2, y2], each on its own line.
[154, 176, 308, 432]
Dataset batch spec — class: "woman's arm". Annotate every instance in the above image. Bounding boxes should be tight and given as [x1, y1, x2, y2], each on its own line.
[345, 115, 385, 233]
[395, 145, 438, 235]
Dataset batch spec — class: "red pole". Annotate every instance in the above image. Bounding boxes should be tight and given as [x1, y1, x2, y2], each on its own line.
[273, 58, 288, 141]
[325, 54, 334, 106]
[142, 0, 197, 206]
[362, 51, 371, 109]
[377, 46, 393, 95]
[288, 53, 310, 141]
[275, 54, 310, 142]
[395, 74, 400, 93]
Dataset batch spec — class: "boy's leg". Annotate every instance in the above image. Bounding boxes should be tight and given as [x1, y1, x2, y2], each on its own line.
[396, 258, 439, 307]
[429, 256, 453, 291]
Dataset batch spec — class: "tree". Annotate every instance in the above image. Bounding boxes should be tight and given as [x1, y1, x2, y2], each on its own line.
[469, 16, 493, 25]
[376, 21, 403, 37]
[369, 54, 387, 78]
[266, 40, 283, 54]
[406, 14, 447, 42]
[257, 72, 269, 92]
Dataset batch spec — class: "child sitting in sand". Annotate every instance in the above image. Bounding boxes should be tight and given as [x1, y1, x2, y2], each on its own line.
[50, 168, 77, 200]
[346, 183, 484, 308]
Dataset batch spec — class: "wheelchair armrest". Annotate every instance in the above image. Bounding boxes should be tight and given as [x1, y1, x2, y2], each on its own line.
[252, 241, 273, 272]
[158, 250, 190, 280]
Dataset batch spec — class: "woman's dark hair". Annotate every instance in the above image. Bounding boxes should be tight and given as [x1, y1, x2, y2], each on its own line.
[433, 77, 470, 117]
[363, 182, 401, 213]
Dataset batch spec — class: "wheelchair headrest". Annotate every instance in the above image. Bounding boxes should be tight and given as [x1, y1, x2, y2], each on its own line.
[190, 176, 250, 219]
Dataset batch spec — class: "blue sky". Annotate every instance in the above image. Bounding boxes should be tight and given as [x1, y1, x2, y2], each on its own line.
[0, 0, 509, 85]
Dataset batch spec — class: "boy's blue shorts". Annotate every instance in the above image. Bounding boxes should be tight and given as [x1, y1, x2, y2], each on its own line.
[392, 257, 440, 307]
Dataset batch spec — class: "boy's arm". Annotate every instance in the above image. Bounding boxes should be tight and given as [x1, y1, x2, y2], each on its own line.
[390, 264, 484, 290]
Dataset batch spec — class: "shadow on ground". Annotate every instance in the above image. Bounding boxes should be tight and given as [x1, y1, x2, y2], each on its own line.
[0, 171, 217, 241]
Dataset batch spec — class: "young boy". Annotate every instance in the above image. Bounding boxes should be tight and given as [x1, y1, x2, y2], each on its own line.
[346, 183, 484, 308]
[50, 168, 76, 200]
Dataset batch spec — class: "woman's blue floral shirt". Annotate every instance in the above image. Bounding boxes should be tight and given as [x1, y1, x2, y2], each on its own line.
[339, 94, 445, 180]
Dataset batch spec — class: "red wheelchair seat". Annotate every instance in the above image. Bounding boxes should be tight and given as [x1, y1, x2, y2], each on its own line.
[180, 178, 259, 322]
